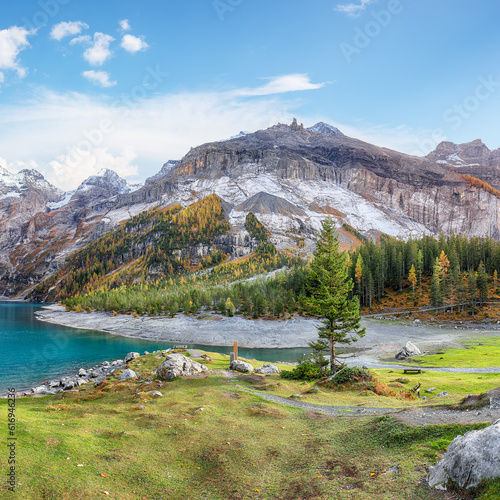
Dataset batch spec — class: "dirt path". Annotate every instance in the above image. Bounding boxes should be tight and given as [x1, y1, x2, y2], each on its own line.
[241, 388, 500, 426]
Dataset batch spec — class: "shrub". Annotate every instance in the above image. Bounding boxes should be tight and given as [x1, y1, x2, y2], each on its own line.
[281, 358, 326, 380]
[327, 367, 373, 386]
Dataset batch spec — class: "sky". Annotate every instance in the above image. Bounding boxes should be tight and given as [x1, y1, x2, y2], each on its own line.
[1, 0, 500, 190]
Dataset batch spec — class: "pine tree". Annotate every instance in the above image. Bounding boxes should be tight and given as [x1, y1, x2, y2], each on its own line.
[305, 217, 365, 374]
[430, 257, 442, 307]
[477, 261, 488, 306]
[468, 272, 478, 316]
[417, 249, 424, 296]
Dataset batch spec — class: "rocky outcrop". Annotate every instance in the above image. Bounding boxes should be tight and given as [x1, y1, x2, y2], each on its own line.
[428, 419, 500, 490]
[230, 359, 254, 373]
[395, 341, 421, 360]
[255, 364, 280, 374]
[156, 354, 209, 380]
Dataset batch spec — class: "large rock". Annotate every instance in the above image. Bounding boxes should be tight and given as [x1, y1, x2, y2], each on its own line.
[125, 352, 140, 363]
[255, 364, 280, 374]
[120, 368, 138, 381]
[156, 354, 208, 381]
[230, 359, 254, 373]
[395, 341, 421, 360]
[428, 419, 500, 490]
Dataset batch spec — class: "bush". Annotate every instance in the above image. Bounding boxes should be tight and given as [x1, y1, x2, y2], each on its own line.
[327, 367, 373, 386]
[281, 358, 326, 380]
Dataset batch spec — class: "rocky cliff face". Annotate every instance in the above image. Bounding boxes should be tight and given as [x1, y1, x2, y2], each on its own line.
[122, 121, 500, 245]
[2, 121, 500, 297]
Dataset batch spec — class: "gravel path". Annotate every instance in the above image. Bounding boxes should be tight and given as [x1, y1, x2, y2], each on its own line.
[241, 388, 500, 426]
[241, 388, 396, 417]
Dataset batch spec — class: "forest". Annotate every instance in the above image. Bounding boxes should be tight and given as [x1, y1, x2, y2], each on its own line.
[60, 227, 500, 319]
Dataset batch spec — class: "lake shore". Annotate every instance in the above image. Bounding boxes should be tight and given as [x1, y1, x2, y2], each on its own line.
[36, 304, 500, 359]
[35, 304, 322, 348]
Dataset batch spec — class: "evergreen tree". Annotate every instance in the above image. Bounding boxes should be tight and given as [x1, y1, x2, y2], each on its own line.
[477, 261, 488, 306]
[305, 217, 365, 374]
[467, 272, 478, 315]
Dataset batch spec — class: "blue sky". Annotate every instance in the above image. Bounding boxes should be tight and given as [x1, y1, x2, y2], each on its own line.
[1, 0, 500, 190]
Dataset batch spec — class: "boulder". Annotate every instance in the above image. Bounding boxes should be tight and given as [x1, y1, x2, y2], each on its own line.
[395, 341, 421, 360]
[94, 375, 107, 386]
[112, 359, 124, 366]
[120, 368, 138, 381]
[255, 364, 280, 375]
[156, 354, 208, 381]
[78, 368, 88, 377]
[428, 420, 500, 490]
[230, 359, 254, 373]
[125, 352, 140, 363]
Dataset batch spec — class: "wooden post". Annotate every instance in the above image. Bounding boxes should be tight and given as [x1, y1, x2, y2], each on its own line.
[233, 341, 238, 360]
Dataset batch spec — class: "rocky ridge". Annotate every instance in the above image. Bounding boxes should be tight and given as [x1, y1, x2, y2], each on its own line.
[3, 121, 500, 297]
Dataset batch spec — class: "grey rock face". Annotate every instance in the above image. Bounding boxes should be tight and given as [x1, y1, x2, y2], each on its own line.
[120, 368, 138, 381]
[395, 341, 422, 360]
[229, 359, 254, 373]
[428, 420, 500, 489]
[125, 352, 140, 363]
[156, 353, 208, 381]
[255, 364, 280, 374]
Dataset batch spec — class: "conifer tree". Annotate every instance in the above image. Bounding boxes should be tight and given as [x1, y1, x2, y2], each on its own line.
[305, 217, 365, 374]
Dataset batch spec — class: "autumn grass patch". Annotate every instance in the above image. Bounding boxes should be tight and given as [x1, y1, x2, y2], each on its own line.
[2, 351, 499, 499]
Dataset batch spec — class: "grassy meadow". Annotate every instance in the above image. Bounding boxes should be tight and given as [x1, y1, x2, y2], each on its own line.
[2, 350, 500, 499]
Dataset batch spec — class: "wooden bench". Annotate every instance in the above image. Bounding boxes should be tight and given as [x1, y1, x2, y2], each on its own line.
[403, 368, 422, 374]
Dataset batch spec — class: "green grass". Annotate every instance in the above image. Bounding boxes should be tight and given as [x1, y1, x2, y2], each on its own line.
[409, 336, 500, 368]
[2, 351, 499, 499]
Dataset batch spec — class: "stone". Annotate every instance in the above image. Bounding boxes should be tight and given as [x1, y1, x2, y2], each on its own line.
[90, 370, 101, 378]
[383, 465, 400, 475]
[125, 352, 140, 363]
[32, 385, 51, 394]
[143, 351, 150, 355]
[147, 391, 163, 398]
[156, 353, 208, 381]
[490, 397, 500, 409]
[112, 359, 124, 366]
[428, 420, 500, 490]
[102, 361, 110, 366]
[425, 387, 436, 393]
[395, 341, 421, 360]
[229, 359, 254, 373]
[308, 386, 320, 393]
[290, 394, 303, 399]
[120, 368, 138, 381]
[229, 352, 235, 363]
[436, 391, 449, 397]
[60, 377, 77, 390]
[94, 375, 106, 386]
[78, 368, 88, 377]
[255, 364, 280, 375]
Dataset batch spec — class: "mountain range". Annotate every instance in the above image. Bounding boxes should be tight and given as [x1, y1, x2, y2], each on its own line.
[2, 119, 500, 298]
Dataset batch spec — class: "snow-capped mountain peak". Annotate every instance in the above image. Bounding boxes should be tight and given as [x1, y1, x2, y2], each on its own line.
[307, 122, 344, 137]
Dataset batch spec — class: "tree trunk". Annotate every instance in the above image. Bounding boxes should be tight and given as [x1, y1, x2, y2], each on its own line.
[330, 339, 336, 374]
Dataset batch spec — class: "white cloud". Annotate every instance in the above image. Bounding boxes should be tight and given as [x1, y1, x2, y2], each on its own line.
[83, 32, 114, 66]
[0, 72, 4, 83]
[82, 70, 117, 88]
[69, 35, 91, 45]
[232, 74, 327, 97]
[0, 87, 293, 190]
[50, 21, 89, 41]
[48, 147, 138, 189]
[0, 27, 35, 79]
[335, 0, 375, 17]
[121, 34, 149, 54]
[119, 19, 131, 32]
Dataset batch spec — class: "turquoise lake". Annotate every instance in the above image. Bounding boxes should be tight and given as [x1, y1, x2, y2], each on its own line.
[0, 302, 310, 394]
